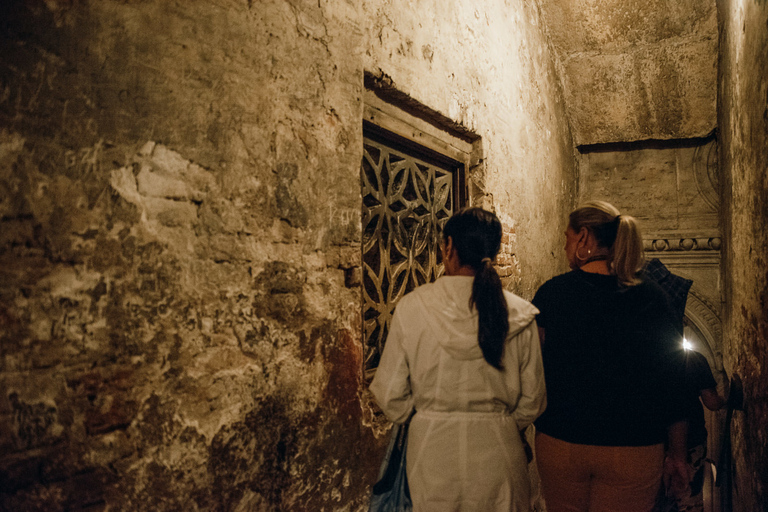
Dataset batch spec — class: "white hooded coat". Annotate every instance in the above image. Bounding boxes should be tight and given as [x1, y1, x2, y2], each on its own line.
[370, 275, 547, 512]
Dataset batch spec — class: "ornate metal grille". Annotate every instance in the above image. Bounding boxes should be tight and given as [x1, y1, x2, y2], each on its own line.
[361, 133, 459, 378]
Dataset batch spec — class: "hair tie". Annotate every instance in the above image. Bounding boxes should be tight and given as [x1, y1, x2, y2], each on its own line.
[615, 215, 622, 222]
[481, 257, 492, 265]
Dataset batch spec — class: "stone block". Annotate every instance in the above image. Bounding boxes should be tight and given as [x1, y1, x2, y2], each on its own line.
[147, 144, 193, 178]
[0, 454, 43, 493]
[143, 197, 198, 228]
[109, 167, 142, 207]
[540, 0, 717, 144]
[136, 166, 195, 201]
[8, 393, 63, 451]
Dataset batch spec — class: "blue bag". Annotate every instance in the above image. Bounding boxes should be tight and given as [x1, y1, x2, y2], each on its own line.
[369, 421, 412, 512]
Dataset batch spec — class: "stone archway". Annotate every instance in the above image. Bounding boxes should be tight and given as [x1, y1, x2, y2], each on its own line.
[684, 286, 726, 512]
[685, 287, 724, 374]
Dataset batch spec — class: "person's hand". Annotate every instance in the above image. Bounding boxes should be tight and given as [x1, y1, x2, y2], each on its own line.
[720, 369, 730, 398]
[663, 455, 692, 497]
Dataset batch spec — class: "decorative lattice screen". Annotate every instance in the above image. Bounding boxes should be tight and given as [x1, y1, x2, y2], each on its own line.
[361, 135, 457, 377]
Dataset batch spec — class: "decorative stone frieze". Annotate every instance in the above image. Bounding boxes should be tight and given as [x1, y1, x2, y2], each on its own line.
[644, 236, 722, 252]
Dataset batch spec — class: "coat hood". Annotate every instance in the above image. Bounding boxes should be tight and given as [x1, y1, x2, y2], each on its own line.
[411, 276, 539, 361]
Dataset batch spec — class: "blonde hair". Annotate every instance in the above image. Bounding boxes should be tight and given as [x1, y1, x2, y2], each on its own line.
[569, 201, 645, 286]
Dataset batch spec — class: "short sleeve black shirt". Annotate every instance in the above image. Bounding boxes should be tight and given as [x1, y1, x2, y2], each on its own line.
[532, 269, 687, 446]
[683, 349, 718, 447]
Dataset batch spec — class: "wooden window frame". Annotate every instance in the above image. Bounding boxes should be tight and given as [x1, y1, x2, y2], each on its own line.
[361, 87, 478, 381]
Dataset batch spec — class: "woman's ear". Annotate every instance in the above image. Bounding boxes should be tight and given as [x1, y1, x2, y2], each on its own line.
[577, 227, 589, 246]
[442, 236, 457, 274]
[440, 236, 453, 261]
[444, 236, 454, 256]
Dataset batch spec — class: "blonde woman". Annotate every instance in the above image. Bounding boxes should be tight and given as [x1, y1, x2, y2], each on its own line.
[532, 201, 689, 512]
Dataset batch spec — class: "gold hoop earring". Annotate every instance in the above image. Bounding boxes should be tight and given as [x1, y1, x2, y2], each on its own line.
[576, 247, 591, 262]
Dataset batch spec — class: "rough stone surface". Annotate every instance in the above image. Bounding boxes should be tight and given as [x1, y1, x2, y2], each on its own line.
[364, 0, 578, 298]
[0, 0, 575, 510]
[717, 0, 768, 510]
[578, 139, 719, 234]
[539, 0, 718, 145]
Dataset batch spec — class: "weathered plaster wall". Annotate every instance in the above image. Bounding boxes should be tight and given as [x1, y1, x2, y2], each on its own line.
[0, 0, 575, 510]
[539, 0, 718, 146]
[0, 1, 373, 510]
[363, 0, 577, 298]
[578, 139, 719, 234]
[717, 0, 768, 509]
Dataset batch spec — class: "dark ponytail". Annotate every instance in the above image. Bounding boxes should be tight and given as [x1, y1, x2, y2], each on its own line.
[443, 208, 509, 369]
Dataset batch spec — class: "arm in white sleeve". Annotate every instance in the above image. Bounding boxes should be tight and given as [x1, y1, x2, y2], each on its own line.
[510, 321, 547, 429]
[369, 310, 414, 423]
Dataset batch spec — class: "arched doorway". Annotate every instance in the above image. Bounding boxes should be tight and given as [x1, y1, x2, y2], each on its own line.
[684, 289, 726, 512]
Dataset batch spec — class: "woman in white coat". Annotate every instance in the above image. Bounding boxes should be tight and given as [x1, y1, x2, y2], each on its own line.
[370, 207, 547, 512]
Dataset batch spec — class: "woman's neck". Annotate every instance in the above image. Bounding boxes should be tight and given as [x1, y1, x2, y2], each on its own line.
[579, 260, 610, 275]
[445, 265, 475, 277]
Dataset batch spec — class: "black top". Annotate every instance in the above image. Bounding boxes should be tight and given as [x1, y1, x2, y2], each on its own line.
[643, 258, 693, 333]
[532, 269, 687, 446]
[683, 350, 718, 448]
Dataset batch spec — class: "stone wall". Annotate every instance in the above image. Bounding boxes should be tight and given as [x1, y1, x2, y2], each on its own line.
[716, 0, 768, 509]
[0, 1, 575, 510]
[363, 0, 577, 297]
[539, 0, 718, 146]
[578, 138, 719, 233]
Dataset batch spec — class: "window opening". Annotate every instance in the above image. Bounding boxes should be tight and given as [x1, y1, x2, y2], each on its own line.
[361, 121, 466, 380]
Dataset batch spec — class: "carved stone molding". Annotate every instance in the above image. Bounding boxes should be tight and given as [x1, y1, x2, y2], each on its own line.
[685, 288, 723, 371]
[643, 236, 721, 252]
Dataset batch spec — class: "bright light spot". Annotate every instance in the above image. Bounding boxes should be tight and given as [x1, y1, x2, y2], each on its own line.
[683, 338, 693, 351]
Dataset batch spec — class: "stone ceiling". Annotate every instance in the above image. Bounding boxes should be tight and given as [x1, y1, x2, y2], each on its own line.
[538, 0, 718, 146]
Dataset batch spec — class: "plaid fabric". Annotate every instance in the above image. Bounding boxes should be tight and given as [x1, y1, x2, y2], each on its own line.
[643, 258, 693, 328]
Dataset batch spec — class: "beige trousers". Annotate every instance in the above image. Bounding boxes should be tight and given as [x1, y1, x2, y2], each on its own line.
[536, 432, 664, 512]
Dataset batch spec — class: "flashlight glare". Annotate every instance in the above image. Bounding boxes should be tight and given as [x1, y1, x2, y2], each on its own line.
[682, 338, 692, 351]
